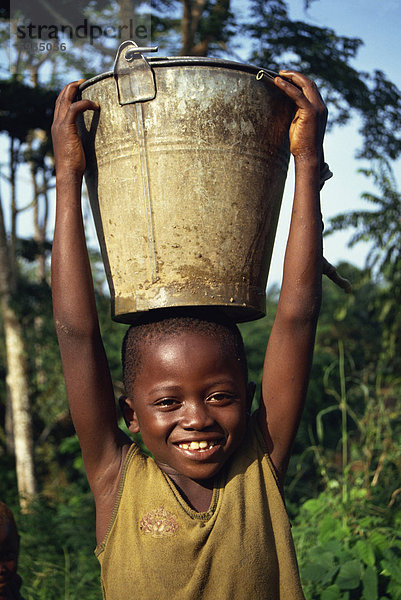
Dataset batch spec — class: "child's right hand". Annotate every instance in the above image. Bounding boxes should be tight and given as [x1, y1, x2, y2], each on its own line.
[51, 80, 99, 179]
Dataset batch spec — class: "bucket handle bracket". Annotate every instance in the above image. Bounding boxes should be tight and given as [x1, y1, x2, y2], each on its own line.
[114, 40, 158, 105]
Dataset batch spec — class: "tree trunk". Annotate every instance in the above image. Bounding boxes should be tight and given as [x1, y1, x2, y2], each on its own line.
[31, 147, 50, 388]
[1, 298, 37, 506]
[31, 154, 47, 283]
[0, 143, 37, 508]
[180, 0, 208, 55]
[5, 389, 15, 455]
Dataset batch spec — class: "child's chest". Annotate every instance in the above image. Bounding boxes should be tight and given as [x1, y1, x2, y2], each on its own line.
[166, 473, 214, 513]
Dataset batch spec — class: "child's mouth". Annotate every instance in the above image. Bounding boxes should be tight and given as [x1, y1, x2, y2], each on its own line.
[177, 440, 221, 452]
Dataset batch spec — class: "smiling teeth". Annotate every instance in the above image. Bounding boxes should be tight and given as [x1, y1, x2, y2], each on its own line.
[178, 441, 218, 451]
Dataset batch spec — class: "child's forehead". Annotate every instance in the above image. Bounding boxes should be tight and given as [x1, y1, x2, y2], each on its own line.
[140, 328, 236, 358]
[134, 331, 245, 395]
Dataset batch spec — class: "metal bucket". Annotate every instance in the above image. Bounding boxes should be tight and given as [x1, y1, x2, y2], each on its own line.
[79, 42, 294, 323]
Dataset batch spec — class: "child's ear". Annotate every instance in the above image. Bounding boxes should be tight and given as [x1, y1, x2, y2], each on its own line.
[246, 381, 256, 415]
[119, 395, 140, 434]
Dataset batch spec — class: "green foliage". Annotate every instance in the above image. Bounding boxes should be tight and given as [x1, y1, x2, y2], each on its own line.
[327, 161, 401, 278]
[239, 285, 279, 410]
[2, 261, 400, 597]
[12, 494, 101, 600]
[285, 265, 383, 503]
[294, 486, 401, 599]
[327, 161, 401, 378]
[291, 332, 401, 600]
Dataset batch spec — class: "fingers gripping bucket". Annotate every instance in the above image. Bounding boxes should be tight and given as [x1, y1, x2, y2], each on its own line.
[79, 43, 294, 323]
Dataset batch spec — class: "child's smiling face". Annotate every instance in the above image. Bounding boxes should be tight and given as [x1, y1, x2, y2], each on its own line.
[124, 330, 251, 482]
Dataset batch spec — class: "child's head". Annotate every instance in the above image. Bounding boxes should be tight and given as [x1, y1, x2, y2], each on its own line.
[0, 503, 19, 595]
[121, 308, 253, 481]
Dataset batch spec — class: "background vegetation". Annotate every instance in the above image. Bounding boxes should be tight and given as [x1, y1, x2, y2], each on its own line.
[1, 1, 401, 598]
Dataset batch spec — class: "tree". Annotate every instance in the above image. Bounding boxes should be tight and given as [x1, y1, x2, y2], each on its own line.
[245, 0, 401, 162]
[0, 79, 57, 506]
[326, 160, 401, 378]
[0, 147, 37, 506]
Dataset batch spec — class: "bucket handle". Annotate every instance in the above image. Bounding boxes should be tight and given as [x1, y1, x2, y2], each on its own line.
[255, 68, 278, 81]
[114, 40, 159, 105]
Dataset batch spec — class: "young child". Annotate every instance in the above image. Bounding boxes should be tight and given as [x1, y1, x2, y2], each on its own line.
[0, 503, 23, 600]
[51, 70, 328, 599]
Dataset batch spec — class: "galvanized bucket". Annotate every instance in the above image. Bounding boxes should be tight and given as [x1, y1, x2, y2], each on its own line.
[79, 42, 294, 323]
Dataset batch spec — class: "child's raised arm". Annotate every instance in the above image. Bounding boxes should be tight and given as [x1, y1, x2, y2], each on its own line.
[258, 71, 327, 482]
[51, 82, 130, 536]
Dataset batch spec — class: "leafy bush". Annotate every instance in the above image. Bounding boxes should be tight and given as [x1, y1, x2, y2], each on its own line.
[291, 341, 401, 599]
[293, 488, 401, 599]
[13, 493, 101, 600]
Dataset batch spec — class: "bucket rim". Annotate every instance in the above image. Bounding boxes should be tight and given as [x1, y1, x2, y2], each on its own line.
[79, 57, 278, 91]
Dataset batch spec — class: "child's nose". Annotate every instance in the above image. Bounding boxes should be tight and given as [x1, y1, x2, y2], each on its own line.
[181, 401, 214, 430]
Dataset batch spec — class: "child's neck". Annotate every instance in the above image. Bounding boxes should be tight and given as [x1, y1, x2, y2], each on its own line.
[168, 473, 214, 513]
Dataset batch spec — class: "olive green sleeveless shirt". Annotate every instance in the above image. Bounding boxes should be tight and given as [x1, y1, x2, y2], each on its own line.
[95, 415, 305, 599]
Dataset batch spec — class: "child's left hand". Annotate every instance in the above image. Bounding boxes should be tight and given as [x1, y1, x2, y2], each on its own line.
[274, 70, 327, 161]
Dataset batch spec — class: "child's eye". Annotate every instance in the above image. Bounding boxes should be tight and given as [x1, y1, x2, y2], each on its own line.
[155, 398, 179, 408]
[207, 393, 236, 404]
